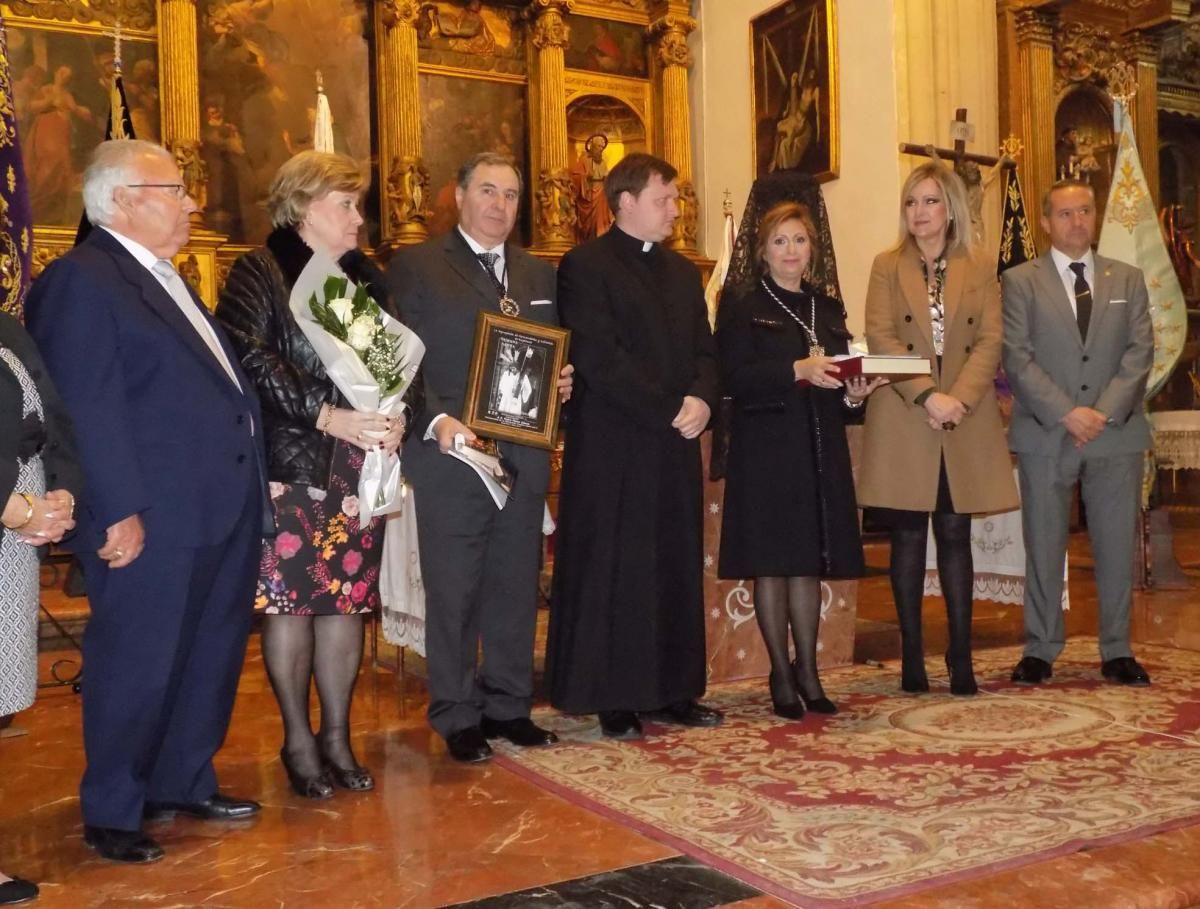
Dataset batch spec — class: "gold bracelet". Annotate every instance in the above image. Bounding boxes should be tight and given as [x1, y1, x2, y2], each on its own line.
[8, 492, 34, 530]
[317, 405, 334, 435]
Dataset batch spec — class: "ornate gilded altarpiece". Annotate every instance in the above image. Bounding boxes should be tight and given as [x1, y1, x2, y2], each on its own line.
[2, 0, 704, 305]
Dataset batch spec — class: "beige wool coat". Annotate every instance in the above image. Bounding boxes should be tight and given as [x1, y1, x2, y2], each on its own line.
[856, 242, 1019, 515]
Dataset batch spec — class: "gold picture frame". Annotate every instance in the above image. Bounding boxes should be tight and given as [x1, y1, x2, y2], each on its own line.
[750, 0, 839, 182]
[463, 312, 571, 450]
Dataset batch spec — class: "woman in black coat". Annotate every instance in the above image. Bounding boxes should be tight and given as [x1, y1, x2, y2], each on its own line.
[1, 310, 82, 905]
[216, 152, 420, 799]
[717, 201, 883, 719]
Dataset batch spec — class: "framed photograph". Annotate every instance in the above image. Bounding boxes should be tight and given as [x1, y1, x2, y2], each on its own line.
[750, 0, 839, 182]
[463, 313, 570, 450]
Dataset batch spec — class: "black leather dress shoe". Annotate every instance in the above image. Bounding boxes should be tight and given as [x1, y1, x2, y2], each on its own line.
[1102, 656, 1151, 686]
[0, 877, 38, 905]
[598, 711, 643, 739]
[446, 726, 493, 763]
[83, 825, 165, 864]
[481, 716, 558, 747]
[144, 794, 261, 821]
[652, 700, 725, 727]
[1011, 656, 1053, 685]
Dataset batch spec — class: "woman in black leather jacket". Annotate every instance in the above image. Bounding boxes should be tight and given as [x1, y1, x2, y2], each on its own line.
[217, 152, 421, 799]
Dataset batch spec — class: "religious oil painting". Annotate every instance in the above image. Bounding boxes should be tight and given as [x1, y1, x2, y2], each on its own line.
[563, 15, 648, 79]
[415, 1, 526, 76]
[464, 312, 570, 450]
[750, 0, 839, 182]
[419, 72, 530, 245]
[197, 0, 371, 244]
[6, 25, 158, 227]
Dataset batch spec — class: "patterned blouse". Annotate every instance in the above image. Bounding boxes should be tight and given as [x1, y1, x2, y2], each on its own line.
[921, 254, 948, 357]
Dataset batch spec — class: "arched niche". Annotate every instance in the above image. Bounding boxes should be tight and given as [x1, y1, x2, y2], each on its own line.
[1054, 86, 1116, 221]
[564, 93, 648, 244]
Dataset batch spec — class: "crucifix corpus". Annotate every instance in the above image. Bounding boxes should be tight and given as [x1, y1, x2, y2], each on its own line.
[899, 108, 1018, 245]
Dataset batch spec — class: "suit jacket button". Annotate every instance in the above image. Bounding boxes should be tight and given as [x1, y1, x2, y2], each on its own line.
[237, 454, 247, 464]
[237, 414, 245, 425]
[967, 317, 974, 325]
[906, 343, 914, 351]
[1081, 384, 1089, 391]
[904, 315, 913, 323]
[965, 345, 971, 353]
[1082, 355, 1090, 362]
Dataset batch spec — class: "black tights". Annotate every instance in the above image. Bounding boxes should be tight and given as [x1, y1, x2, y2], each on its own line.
[889, 512, 974, 686]
[262, 614, 366, 779]
[753, 576, 826, 702]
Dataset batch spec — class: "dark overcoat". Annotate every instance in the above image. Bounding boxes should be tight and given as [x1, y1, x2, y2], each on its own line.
[547, 227, 718, 714]
[716, 278, 865, 580]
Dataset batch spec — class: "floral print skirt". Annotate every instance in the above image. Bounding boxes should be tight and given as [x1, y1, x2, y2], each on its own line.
[255, 441, 383, 616]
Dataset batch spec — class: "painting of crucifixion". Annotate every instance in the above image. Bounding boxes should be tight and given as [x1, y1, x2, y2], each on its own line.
[750, 0, 839, 182]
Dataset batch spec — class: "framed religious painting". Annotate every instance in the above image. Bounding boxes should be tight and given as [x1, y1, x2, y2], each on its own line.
[462, 312, 570, 450]
[417, 71, 531, 245]
[750, 0, 839, 182]
[196, 0, 371, 244]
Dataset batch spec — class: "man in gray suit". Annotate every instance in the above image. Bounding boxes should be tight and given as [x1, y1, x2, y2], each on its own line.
[1002, 178, 1154, 687]
[386, 153, 572, 762]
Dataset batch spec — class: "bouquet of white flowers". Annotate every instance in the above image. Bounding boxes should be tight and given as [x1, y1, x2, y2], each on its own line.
[290, 251, 425, 522]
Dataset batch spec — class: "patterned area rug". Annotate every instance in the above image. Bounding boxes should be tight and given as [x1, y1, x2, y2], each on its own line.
[497, 640, 1200, 907]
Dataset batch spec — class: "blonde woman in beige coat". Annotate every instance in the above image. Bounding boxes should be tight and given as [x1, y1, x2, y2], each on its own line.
[857, 161, 1018, 696]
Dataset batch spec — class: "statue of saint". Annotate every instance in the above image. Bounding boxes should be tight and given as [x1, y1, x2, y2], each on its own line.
[571, 133, 614, 243]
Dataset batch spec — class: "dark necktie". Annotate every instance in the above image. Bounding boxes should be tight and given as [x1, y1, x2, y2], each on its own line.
[477, 251, 500, 282]
[1069, 261, 1091, 341]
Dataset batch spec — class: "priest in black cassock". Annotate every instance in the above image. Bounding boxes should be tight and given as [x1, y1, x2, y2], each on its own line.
[547, 153, 722, 739]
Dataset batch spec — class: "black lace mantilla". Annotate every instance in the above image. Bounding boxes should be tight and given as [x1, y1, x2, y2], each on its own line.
[720, 170, 843, 308]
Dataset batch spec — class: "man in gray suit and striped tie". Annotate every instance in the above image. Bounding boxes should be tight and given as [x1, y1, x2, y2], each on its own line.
[1001, 178, 1154, 687]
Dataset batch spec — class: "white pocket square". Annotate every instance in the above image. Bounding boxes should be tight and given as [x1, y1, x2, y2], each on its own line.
[1110, 298, 1128, 304]
[530, 298, 553, 306]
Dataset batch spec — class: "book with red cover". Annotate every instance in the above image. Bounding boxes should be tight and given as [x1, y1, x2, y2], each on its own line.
[831, 354, 931, 380]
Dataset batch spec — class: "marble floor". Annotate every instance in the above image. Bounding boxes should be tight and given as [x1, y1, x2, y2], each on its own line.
[4, 529, 1200, 908]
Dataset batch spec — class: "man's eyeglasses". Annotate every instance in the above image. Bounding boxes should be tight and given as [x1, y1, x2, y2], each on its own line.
[125, 183, 189, 200]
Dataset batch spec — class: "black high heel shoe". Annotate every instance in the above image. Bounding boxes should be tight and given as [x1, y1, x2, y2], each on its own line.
[945, 653, 978, 696]
[280, 748, 334, 800]
[318, 738, 375, 791]
[769, 670, 806, 721]
[792, 661, 837, 714]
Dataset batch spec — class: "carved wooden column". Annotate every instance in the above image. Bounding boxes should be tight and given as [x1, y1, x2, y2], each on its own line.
[159, 0, 205, 210]
[1127, 32, 1161, 206]
[159, 0, 228, 307]
[1012, 6, 1057, 247]
[648, 6, 697, 253]
[375, 1, 430, 250]
[526, 0, 575, 254]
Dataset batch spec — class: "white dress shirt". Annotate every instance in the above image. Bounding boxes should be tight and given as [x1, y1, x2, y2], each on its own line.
[458, 226, 506, 286]
[101, 227, 242, 391]
[1049, 246, 1095, 317]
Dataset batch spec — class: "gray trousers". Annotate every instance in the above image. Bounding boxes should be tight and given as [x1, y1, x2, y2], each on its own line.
[1017, 449, 1142, 664]
[410, 448, 544, 738]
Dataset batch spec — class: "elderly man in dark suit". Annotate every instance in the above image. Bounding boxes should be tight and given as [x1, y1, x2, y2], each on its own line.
[1002, 178, 1154, 688]
[386, 152, 572, 763]
[25, 140, 270, 863]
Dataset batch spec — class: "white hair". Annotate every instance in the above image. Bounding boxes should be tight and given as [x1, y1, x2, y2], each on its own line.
[82, 139, 174, 226]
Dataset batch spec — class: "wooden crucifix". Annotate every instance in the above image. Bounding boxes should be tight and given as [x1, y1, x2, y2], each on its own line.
[899, 107, 1018, 246]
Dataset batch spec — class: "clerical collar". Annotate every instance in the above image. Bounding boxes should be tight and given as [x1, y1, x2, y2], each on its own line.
[610, 225, 656, 255]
